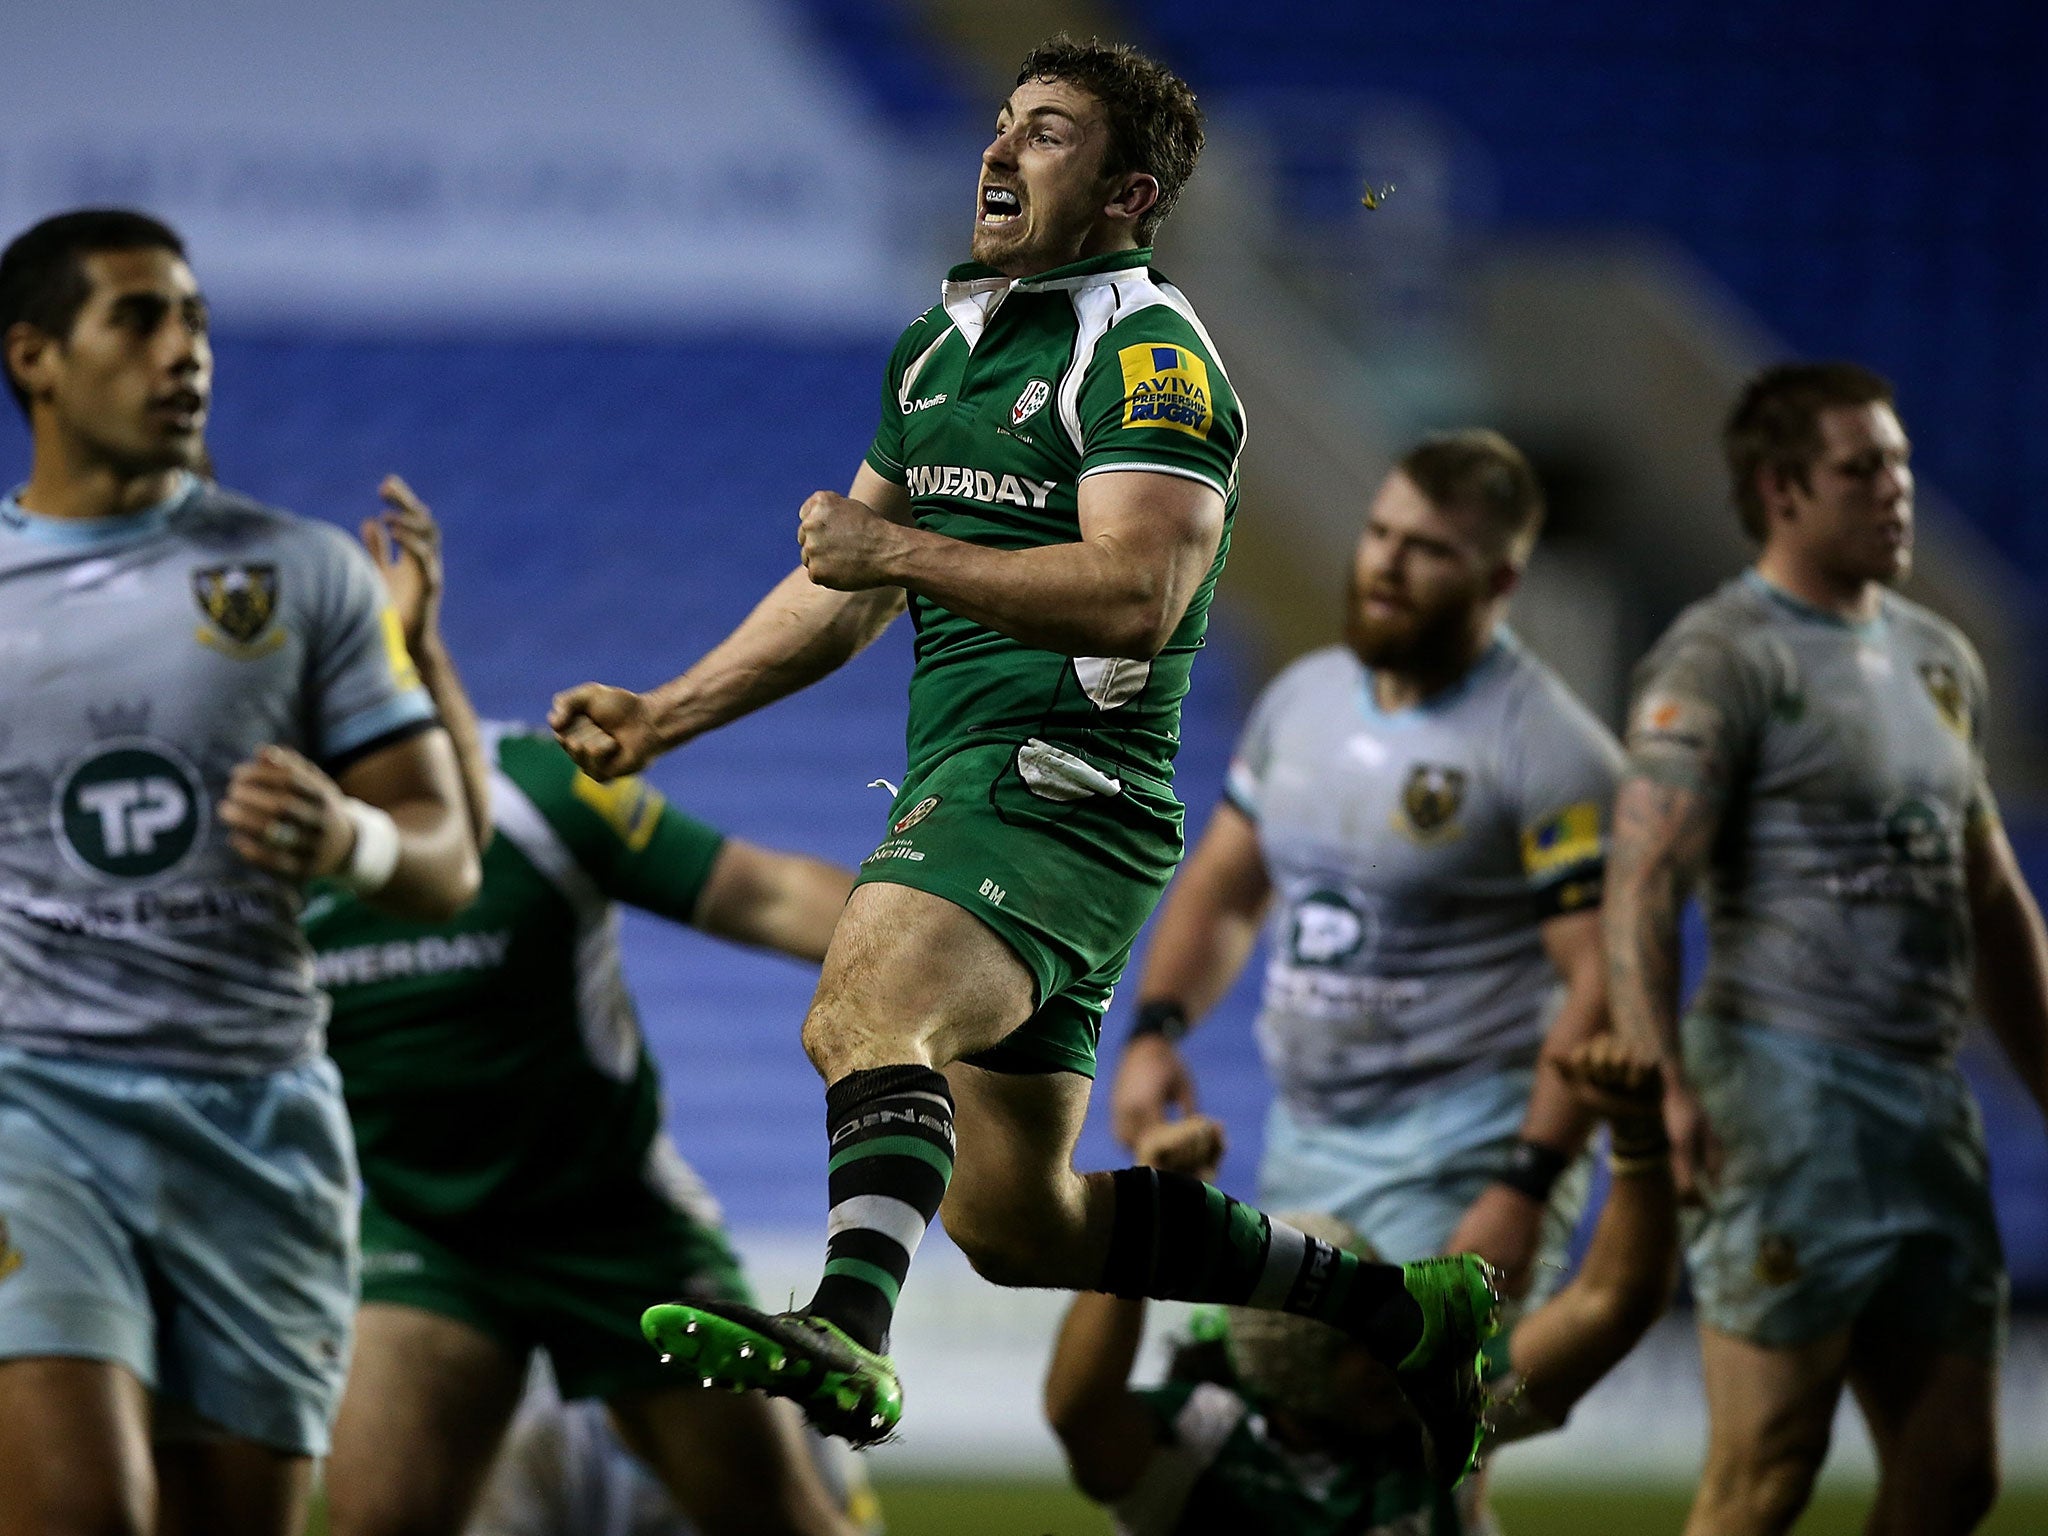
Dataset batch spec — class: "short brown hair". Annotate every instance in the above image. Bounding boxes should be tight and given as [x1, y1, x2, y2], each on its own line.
[1724, 362, 1895, 540]
[1016, 36, 1204, 244]
[1396, 429, 1546, 561]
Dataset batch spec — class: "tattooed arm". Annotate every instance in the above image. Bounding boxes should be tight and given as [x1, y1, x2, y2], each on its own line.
[1604, 773, 1723, 1200]
[1603, 645, 1755, 1202]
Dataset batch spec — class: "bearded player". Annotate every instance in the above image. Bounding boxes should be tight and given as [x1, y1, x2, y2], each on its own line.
[553, 36, 1497, 1485]
[1607, 363, 2048, 1536]
[0, 210, 479, 1536]
[1111, 431, 1619, 1312]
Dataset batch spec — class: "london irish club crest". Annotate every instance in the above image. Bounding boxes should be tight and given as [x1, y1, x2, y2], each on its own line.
[1011, 378, 1051, 426]
[193, 564, 282, 653]
[1397, 763, 1467, 841]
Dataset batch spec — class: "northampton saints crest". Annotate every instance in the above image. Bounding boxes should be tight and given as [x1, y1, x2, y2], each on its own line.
[193, 564, 281, 652]
[1918, 660, 1968, 736]
[1398, 763, 1466, 840]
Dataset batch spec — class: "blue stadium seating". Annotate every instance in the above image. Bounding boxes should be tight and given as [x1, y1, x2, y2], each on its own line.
[1067, 0, 2048, 577]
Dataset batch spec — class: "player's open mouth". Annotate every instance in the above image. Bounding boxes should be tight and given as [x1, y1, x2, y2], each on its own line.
[980, 186, 1021, 225]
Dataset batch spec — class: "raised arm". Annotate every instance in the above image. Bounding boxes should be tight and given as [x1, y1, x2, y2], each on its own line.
[361, 475, 491, 851]
[1110, 800, 1272, 1149]
[799, 466, 1225, 660]
[1966, 804, 2048, 1124]
[1500, 1039, 1678, 1432]
[551, 465, 910, 782]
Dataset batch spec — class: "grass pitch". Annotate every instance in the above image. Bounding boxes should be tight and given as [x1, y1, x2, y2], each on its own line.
[867, 1478, 2048, 1535]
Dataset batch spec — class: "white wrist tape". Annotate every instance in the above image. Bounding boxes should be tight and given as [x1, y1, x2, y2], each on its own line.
[336, 798, 402, 896]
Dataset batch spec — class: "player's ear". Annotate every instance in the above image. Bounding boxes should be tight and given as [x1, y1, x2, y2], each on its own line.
[1105, 172, 1159, 230]
[4, 322, 55, 406]
[1489, 559, 1522, 602]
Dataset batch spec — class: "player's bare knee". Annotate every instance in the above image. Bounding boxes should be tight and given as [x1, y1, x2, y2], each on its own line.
[1701, 1440, 1826, 1532]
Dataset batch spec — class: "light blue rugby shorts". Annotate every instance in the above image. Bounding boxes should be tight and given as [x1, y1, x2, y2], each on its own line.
[1682, 1016, 2006, 1357]
[0, 1043, 358, 1455]
[1258, 1065, 1589, 1309]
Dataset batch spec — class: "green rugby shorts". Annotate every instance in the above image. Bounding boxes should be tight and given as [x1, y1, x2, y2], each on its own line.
[852, 739, 1185, 1077]
[358, 1188, 752, 1401]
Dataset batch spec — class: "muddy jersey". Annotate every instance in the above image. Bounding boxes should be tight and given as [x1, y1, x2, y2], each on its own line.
[0, 475, 434, 1073]
[863, 247, 1245, 798]
[1626, 571, 1994, 1061]
[308, 728, 725, 1226]
[1228, 639, 1621, 1124]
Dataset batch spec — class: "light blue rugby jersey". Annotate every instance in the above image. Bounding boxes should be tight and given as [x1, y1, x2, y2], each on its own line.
[1227, 637, 1622, 1124]
[1627, 572, 1994, 1061]
[0, 474, 435, 1073]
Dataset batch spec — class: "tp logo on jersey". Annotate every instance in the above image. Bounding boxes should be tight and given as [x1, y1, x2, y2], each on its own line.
[1288, 890, 1367, 966]
[55, 743, 206, 879]
[1011, 378, 1051, 426]
[1117, 344, 1213, 438]
[193, 564, 284, 656]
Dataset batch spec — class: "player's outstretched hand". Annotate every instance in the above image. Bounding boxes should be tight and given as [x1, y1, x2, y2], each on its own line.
[1110, 1034, 1199, 1153]
[797, 490, 907, 591]
[361, 474, 443, 651]
[550, 684, 660, 782]
[1133, 1114, 1226, 1185]
[219, 744, 356, 883]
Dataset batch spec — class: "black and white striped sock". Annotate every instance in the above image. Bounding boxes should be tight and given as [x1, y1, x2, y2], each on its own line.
[806, 1064, 956, 1353]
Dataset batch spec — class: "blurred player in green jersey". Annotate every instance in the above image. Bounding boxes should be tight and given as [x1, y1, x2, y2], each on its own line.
[1048, 1038, 1677, 1536]
[308, 491, 863, 1536]
[552, 36, 1497, 1484]
[1607, 364, 2048, 1536]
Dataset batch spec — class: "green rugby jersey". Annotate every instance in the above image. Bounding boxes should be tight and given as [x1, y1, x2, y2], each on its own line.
[305, 726, 725, 1227]
[863, 248, 1246, 791]
[1115, 1380, 1470, 1535]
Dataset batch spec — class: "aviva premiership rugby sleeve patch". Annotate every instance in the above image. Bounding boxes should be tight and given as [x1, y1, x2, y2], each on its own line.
[1522, 800, 1605, 914]
[1117, 342, 1213, 439]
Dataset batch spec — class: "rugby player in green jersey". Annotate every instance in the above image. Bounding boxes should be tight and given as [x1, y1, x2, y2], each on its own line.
[551, 37, 1498, 1482]
[1048, 1038, 1677, 1536]
[309, 494, 864, 1536]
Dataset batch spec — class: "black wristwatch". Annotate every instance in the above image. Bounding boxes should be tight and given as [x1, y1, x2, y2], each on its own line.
[1128, 999, 1191, 1045]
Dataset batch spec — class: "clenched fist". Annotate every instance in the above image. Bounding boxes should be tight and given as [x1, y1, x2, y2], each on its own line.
[797, 491, 908, 591]
[550, 684, 661, 782]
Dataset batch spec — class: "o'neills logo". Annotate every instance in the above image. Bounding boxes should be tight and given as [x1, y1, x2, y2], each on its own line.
[905, 464, 1056, 509]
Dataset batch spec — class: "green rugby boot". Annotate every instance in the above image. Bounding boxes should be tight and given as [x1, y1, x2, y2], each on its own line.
[1392, 1255, 1503, 1488]
[642, 1299, 903, 1446]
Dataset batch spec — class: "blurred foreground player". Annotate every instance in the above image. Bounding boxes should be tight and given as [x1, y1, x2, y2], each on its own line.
[1607, 363, 2048, 1536]
[308, 493, 862, 1536]
[1111, 431, 1620, 1302]
[466, 1360, 882, 1536]
[1048, 1038, 1677, 1536]
[0, 210, 478, 1536]
[554, 35, 1497, 1484]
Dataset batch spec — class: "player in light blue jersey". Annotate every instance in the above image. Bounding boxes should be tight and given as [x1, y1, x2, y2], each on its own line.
[1607, 363, 2048, 1536]
[0, 210, 480, 1536]
[1112, 432, 1619, 1322]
